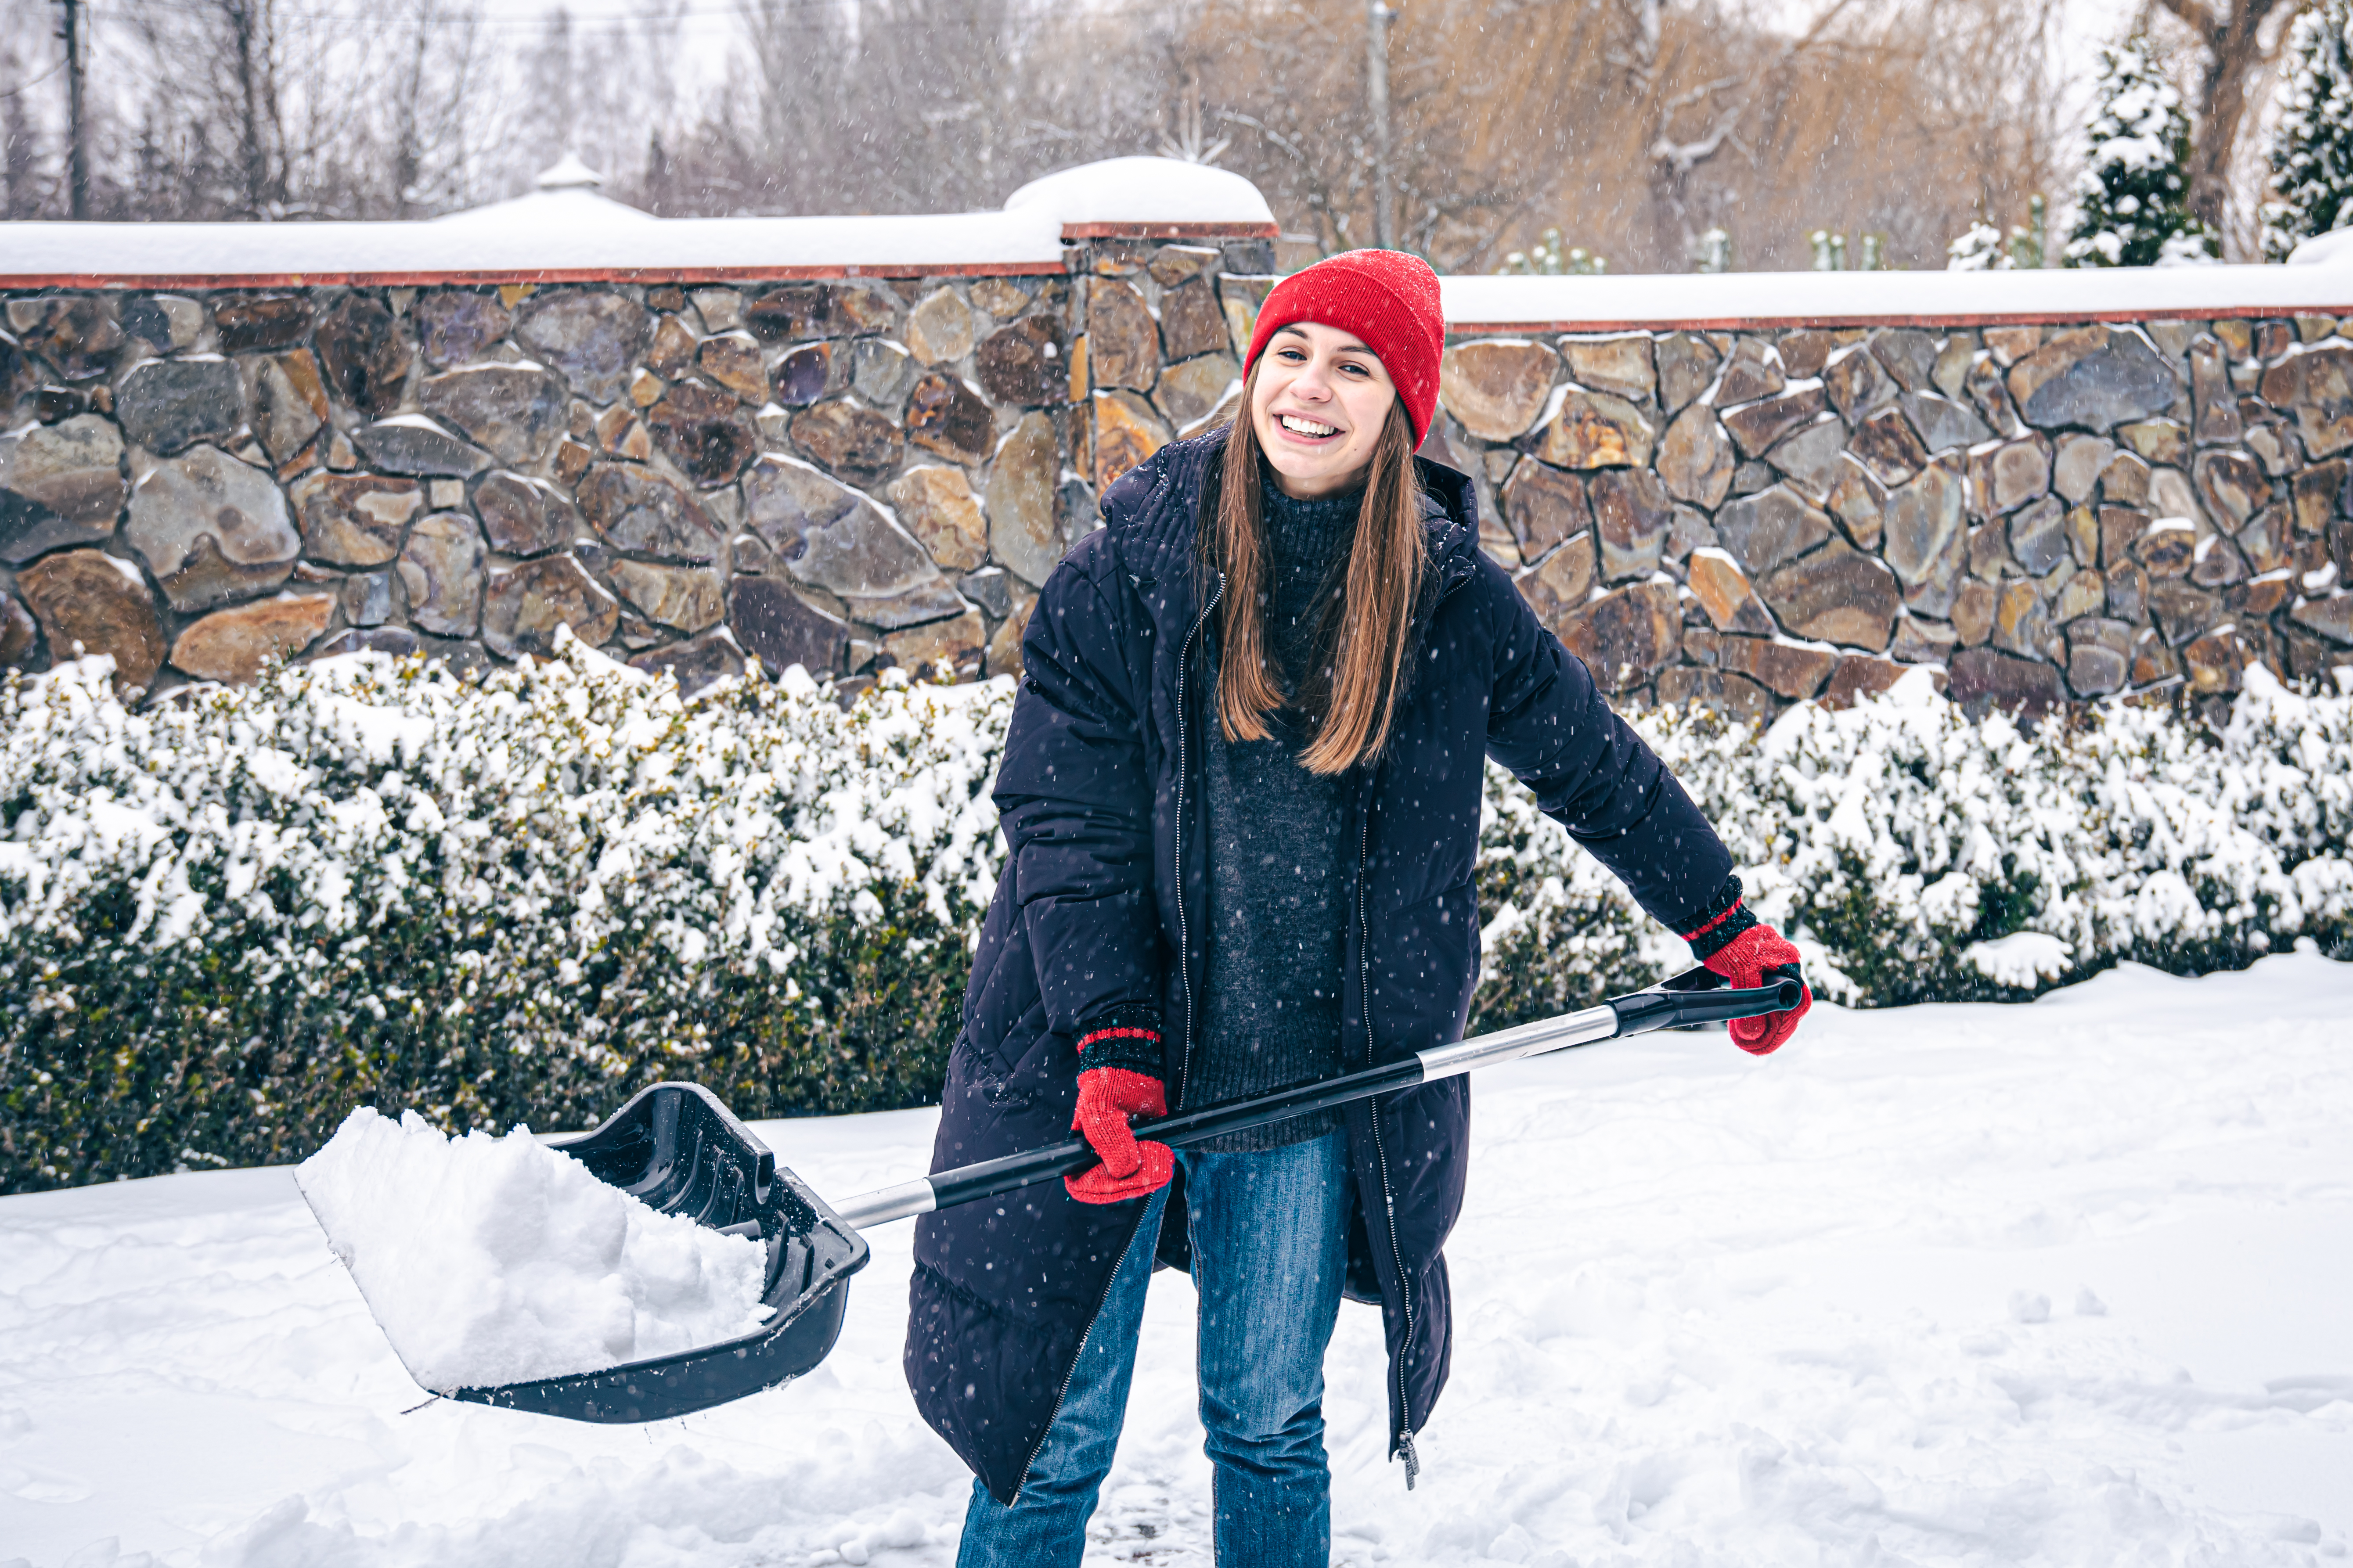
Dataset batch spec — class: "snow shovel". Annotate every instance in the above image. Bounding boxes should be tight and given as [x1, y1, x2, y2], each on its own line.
[451, 966, 1801, 1424]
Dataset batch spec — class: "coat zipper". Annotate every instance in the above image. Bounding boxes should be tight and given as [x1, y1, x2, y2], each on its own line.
[1358, 794, 1421, 1489]
[1012, 568, 1223, 1506]
[1172, 571, 1224, 1110]
[1362, 560, 1474, 1491]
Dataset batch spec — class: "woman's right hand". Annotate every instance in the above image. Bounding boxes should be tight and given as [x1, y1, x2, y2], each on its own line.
[1066, 1068, 1174, 1204]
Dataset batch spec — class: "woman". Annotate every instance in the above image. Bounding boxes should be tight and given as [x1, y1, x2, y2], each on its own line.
[904, 250, 1810, 1566]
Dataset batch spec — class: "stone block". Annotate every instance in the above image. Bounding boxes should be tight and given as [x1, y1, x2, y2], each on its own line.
[1656, 665, 1774, 719]
[287, 472, 421, 568]
[2244, 421, 2296, 477]
[884, 607, 986, 681]
[580, 462, 722, 561]
[1092, 391, 1170, 493]
[2050, 433, 2115, 504]
[593, 403, 652, 461]
[353, 417, 490, 478]
[2183, 625, 2254, 694]
[1155, 353, 1243, 433]
[768, 344, 836, 409]
[1764, 418, 1848, 503]
[2235, 507, 2292, 576]
[1758, 541, 1901, 650]
[1714, 634, 1838, 698]
[1991, 579, 2053, 659]
[117, 359, 245, 455]
[412, 291, 512, 368]
[16, 549, 164, 693]
[2192, 449, 2268, 529]
[1148, 245, 1222, 287]
[1848, 407, 1928, 487]
[1666, 503, 1717, 563]
[1557, 580, 1681, 690]
[1656, 403, 1735, 508]
[211, 294, 308, 356]
[1686, 547, 1775, 634]
[1439, 340, 1558, 441]
[1947, 647, 2063, 720]
[1968, 434, 2051, 516]
[647, 381, 759, 486]
[987, 587, 1038, 679]
[1822, 653, 1914, 708]
[695, 334, 768, 403]
[608, 558, 723, 632]
[1715, 338, 1786, 406]
[420, 363, 568, 467]
[1159, 280, 1231, 364]
[977, 316, 1069, 407]
[2004, 325, 2176, 430]
[989, 413, 1070, 586]
[1533, 389, 1655, 469]
[905, 289, 978, 366]
[2104, 560, 2149, 623]
[472, 471, 577, 558]
[127, 446, 299, 611]
[1869, 330, 1938, 393]
[1088, 279, 1159, 391]
[120, 295, 203, 354]
[1776, 330, 1837, 380]
[625, 627, 744, 696]
[1560, 335, 1654, 402]
[2148, 580, 2221, 645]
[483, 553, 621, 659]
[1950, 578, 1997, 646]
[904, 372, 994, 466]
[515, 291, 650, 405]
[2053, 567, 2106, 622]
[2190, 532, 2247, 588]
[1898, 391, 1991, 456]
[1823, 343, 1898, 421]
[1891, 614, 1959, 664]
[644, 315, 697, 381]
[1715, 485, 1833, 578]
[2009, 496, 2069, 577]
[1721, 385, 1826, 458]
[0, 590, 36, 667]
[744, 452, 936, 602]
[1931, 337, 1977, 399]
[1500, 459, 1591, 559]
[891, 465, 989, 572]
[1655, 333, 1719, 414]
[2259, 341, 2353, 456]
[2134, 518, 2197, 579]
[1984, 325, 2040, 367]
[398, 512, 485, 637]
[315, 294, 413, 417]
[2289, 592, 2353, 645]
[341, 571, 393, 626]
[250, 350, 328, 464]
[0, 415, 126, 562]
[1826, 458, 1887, 552]
[1591, 469, 1672, 582]
[169, 592, 335, 682]
[792, 399, 904, 488]
[1515, 532, 1598, 626]
[852, 339, 915, 410]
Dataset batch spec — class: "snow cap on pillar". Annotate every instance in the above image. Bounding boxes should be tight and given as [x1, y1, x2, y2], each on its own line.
[1243, 249, 1446, 448]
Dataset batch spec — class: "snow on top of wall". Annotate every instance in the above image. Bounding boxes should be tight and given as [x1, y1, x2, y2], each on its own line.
[1441, 255, 2353, 330]
[0, 156, 1274, 288]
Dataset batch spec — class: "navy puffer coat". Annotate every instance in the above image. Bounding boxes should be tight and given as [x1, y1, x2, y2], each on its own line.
[904, 427, 1735, 1504]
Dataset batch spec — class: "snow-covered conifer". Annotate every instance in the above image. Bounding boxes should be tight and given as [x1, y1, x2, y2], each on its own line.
[1946, 221, 2011, 270]
[2265, 0, 2353, 262]
[2063, 39, 2218, 267]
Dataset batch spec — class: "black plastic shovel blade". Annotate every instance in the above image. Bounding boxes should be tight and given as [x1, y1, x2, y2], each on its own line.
[447, 1082, 870, 1423]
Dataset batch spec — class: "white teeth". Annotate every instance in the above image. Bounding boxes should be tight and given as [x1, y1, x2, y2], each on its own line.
[1280, 414, 1337, 436]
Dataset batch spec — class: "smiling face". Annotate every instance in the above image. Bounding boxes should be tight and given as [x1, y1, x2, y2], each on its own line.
[1250, 321, 1400, 500]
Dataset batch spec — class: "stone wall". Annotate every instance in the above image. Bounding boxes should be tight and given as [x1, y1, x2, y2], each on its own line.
[4, 252, 2352, 719]
[1431, 319, 2353, 720]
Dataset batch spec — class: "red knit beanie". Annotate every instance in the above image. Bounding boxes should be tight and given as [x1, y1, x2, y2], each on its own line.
[1243, 250, 1445, 450]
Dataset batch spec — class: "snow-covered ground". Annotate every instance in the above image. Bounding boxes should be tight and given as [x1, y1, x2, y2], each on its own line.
[3, 951, 2349, 1568]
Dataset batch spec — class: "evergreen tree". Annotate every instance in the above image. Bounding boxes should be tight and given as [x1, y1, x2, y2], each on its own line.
[2064, 39, 2218, 267]
[2265, 0, 2353, 262]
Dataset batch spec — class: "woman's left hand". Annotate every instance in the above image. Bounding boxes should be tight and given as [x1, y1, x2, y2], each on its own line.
[1699, 923, 1812, 1055]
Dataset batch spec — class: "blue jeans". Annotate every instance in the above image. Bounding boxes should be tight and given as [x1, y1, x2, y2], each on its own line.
[956, 1127, 1352, 1568]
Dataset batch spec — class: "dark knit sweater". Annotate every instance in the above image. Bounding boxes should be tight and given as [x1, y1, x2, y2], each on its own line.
[1186, 478, 1360, 1151]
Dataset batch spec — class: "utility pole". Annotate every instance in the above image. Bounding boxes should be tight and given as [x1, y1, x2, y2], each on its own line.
[1366, 0, 1393, 250]
[55, 0, 88, 219]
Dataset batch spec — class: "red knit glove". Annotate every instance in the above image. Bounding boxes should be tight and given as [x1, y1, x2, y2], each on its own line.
[1685, 881, 1812, 1056]
[1066, 1068, 1173, 1205]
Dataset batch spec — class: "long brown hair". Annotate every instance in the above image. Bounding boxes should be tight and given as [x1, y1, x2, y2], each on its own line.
[1204, 363, 1426, 776]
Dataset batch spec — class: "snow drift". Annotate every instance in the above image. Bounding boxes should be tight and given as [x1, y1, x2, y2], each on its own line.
[294, 1107, 769, 1392]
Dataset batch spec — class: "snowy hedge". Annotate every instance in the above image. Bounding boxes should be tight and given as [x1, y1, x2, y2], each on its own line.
[4, 644, 2349, 1192]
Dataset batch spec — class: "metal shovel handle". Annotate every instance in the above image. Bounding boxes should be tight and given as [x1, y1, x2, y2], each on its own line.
[832, 968, 1802, 1229]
